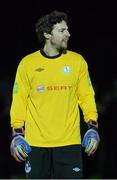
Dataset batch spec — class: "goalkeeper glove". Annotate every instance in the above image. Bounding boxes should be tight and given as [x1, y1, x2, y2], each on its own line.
[82, 120, 100, 156]
[10, 128, 32, 162]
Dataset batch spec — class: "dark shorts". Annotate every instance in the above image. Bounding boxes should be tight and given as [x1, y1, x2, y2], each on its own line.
[25, 144, 83, 179]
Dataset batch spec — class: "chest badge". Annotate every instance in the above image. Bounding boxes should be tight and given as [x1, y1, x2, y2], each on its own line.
[63, 66, 71, 74]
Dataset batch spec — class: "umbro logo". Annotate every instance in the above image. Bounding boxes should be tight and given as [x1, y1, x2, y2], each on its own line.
[72, 167, 80, 172]
[35, 67, 44, 72]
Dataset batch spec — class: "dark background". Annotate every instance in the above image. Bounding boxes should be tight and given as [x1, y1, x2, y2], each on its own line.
[0, 0, 117, 178]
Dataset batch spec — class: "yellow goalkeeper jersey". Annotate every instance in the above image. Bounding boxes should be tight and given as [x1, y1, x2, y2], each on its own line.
[10, 50, 98, 147]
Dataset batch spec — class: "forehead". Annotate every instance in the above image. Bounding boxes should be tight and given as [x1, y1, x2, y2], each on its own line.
[53, 20, 68, 30]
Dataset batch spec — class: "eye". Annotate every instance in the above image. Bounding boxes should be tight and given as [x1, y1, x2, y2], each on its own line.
[59, 28, 69, 33]
[59, 29, 64, 33]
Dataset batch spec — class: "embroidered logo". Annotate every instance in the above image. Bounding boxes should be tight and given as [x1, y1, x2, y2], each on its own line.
[88, 74, 92, 85]
[25, 161, 31, 173]
[63, 66, 71, 74]
[13, 82, 18, 93]
[73, 167, 80, 172]
[35, 67, 44, 72]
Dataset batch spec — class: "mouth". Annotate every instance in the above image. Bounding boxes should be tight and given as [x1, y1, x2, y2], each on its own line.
[63, 38, 69, 44]
[63, 38, 69, 42]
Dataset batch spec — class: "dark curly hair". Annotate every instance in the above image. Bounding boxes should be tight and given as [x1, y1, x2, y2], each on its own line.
[35, 10, 68, 45]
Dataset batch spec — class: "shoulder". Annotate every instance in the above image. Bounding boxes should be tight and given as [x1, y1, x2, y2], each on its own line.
[19, 50, 40, 65]
[16, 50, 41, 73]
[67, 50, 87, 64]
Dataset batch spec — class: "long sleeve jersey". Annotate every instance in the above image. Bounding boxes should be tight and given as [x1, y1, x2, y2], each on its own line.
[10, 50, 98, 147]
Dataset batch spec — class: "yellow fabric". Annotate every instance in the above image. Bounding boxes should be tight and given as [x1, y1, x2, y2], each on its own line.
[10, 50, 98, 147]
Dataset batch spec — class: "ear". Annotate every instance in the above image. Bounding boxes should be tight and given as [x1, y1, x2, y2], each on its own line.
[43, 32, 51, 39]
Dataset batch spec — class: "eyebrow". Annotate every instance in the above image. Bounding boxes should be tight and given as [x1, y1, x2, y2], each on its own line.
[58, 27, 68, 31]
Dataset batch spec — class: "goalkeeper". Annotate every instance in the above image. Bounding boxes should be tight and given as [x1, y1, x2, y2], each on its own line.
[10, 10, 100, 179]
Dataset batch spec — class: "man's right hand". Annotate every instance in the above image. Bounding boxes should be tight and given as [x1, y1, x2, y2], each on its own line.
[10, 128, 32, 162]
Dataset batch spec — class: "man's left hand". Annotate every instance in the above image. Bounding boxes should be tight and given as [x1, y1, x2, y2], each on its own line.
[82, 128, 100, 156]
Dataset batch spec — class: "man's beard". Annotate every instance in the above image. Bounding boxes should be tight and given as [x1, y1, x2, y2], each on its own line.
[57, 43, 68, 54]
[62, 49, 67, 54]
[57, 47, 67, 54]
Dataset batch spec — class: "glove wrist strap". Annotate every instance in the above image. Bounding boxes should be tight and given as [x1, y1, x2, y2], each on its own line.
[12, 128, 24, 137]
[88, 120, 98, 131]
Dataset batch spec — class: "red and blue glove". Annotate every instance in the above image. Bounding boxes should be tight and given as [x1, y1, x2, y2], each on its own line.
[10, 128, 32, 162]
[82, 120, 100, 156]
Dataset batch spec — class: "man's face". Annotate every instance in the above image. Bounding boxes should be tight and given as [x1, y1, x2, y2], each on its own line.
[49, 20, 70, 51]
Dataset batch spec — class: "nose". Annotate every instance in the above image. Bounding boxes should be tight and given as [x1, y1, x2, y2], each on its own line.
[66, 30, 71, 37]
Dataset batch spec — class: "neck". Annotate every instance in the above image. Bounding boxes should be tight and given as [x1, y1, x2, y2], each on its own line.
[43, 43, 59, 57]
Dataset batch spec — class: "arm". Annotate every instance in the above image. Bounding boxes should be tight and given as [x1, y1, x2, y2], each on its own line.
[77, 56, 100, 155]
[77, 57, 98, 122]
[10, 61, 30, 128]
[10, 61, 31, 162]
